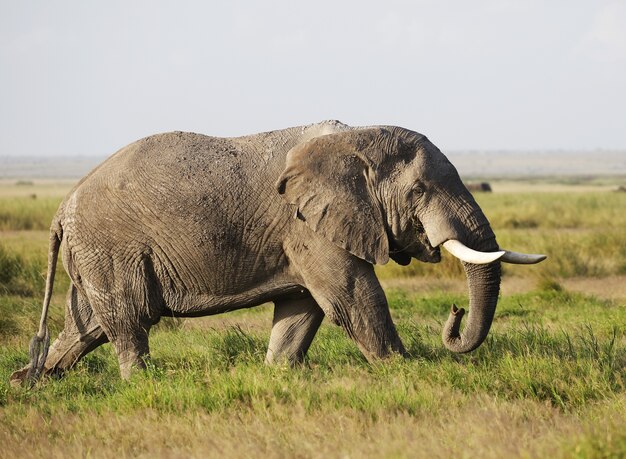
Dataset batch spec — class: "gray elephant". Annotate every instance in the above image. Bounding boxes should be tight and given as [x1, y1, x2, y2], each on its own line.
[11, 120, 545, 384]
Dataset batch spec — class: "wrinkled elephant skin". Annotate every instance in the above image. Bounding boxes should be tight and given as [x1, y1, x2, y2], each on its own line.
[11, 120, 545, 384]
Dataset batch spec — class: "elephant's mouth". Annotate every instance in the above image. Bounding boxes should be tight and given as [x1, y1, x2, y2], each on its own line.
[415, 237, 441, 263]
[389, 221, 441, 265]
[411, 220, 440, 263]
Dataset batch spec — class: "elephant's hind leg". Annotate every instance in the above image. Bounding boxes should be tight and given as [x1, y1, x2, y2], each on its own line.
[92, 296, 151, 380]
[10, 283, 108, 385]
[89, 257, 164, 379]
[91, 294, 152, 380]
[265, 296, 324, 365]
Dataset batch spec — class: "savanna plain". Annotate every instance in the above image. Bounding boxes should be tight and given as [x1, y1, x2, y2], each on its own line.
[0, 176, 625, 458]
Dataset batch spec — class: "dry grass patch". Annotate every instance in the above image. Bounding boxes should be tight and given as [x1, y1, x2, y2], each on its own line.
[2, 395, 624, 458]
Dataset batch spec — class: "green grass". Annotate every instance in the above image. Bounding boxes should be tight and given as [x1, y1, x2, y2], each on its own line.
[0, 288, 624, 457]
[1, 181, 625, 457]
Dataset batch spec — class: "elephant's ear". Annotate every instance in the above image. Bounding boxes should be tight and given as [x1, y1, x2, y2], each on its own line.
[276, 129, 390, 265]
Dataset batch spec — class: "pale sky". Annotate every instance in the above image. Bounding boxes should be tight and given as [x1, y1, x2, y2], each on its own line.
[1, 1, 626, 157]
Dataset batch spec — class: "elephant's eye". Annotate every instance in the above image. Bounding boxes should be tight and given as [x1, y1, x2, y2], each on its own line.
[411, 185, 425, 198]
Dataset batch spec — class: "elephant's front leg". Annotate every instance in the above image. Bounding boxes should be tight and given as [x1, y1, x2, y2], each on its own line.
[295, 254, 406, 362]
[265, 296, 325, 365]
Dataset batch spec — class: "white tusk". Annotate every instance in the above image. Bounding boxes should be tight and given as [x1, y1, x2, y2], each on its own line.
[442, 240, 505, 265]
[501, 251, 547, 264]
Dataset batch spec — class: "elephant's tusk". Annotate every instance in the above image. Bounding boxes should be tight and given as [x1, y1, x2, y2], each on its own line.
[500, 251, 547, 264]
[442, 240, 505, 264]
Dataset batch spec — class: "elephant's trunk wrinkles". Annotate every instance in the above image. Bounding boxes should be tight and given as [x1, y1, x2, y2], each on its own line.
[442, 258, 501, 354]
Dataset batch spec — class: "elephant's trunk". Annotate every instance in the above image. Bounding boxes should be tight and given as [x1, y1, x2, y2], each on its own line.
[423, 186, 506, 353]
[442, 258, 501, 353]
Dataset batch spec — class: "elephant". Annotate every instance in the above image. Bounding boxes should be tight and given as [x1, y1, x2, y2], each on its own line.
[11, 120, 545, 385]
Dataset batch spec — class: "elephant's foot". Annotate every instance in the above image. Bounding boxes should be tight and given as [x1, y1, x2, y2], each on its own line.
[117, 353, 149, 380]
[111, 333, 150, 380]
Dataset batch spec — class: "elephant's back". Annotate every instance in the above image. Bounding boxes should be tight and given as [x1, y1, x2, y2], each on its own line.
[57, 130, 294, 293]
[94, 131, 244, 183]
[74, 131, 252, 196]
[62, 131, 277, 230]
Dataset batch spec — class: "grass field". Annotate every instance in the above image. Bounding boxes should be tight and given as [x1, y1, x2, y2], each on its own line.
[0, 180, 625, 458]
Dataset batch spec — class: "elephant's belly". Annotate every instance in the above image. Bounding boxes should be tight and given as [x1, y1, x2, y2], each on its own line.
[150, 243, 299, 306]
[164, 282, 309, 317]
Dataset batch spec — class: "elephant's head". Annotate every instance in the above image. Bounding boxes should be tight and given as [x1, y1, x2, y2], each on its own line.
[277, 127, 545, 353]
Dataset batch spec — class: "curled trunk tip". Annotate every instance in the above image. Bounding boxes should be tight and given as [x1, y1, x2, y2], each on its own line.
[442, 304, 470, 352]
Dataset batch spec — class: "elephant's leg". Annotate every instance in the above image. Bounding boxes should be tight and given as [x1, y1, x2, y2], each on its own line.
[10, 283, 108, 384]
[95, 308, 151, 379]
[96, 305, 151, 380]
[293, 251, 406, 362]
[311, 279, 406, 362]
[87, 257, 165, 379]
[44, 284, 109, 374]
[88, 293, 152, 380]
[265, 296, 325, 365]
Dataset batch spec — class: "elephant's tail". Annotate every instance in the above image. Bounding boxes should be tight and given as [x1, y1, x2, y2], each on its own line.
[25, 219, 63, 385]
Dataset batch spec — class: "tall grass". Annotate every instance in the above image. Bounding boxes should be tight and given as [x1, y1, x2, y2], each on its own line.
[481, 192, 626, 230]
[0, 196, 60, 231]
[0, 243, 46, 296]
